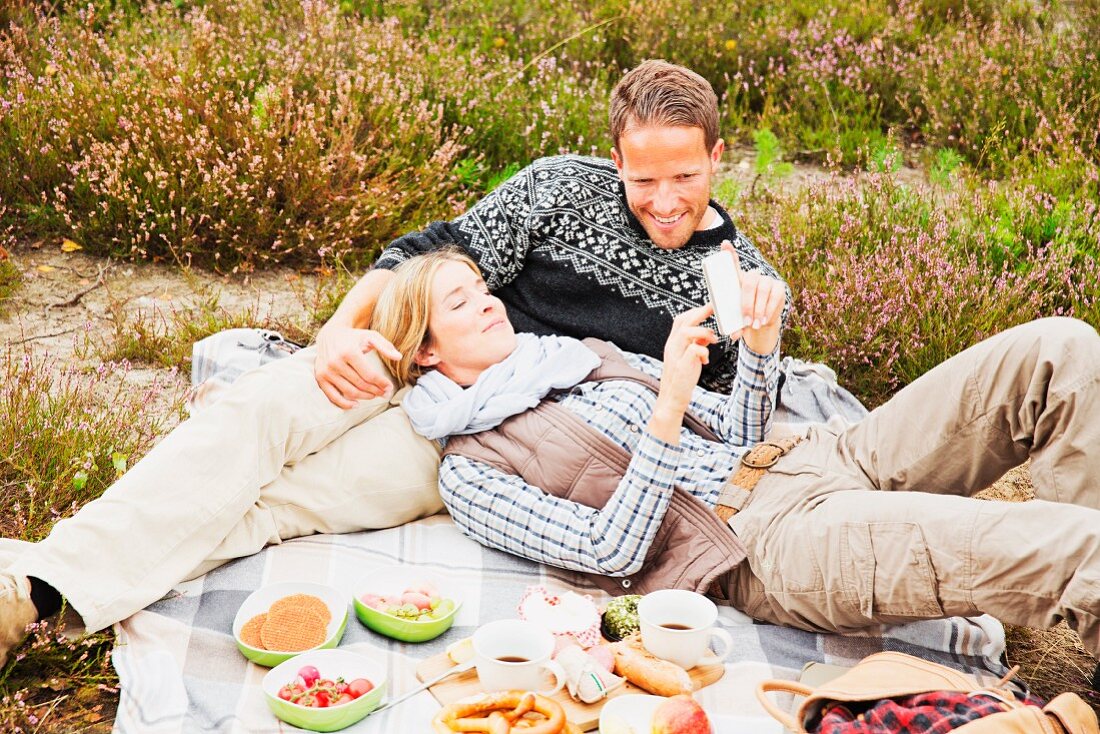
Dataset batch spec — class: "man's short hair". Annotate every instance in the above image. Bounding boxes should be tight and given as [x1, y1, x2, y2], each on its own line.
[609, 59, 720, 152]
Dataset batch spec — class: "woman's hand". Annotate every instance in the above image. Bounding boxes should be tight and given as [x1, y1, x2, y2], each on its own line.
[649, 304, 717, 444]
[720, 241, 785, 356]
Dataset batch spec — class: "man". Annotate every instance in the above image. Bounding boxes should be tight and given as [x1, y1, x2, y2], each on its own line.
[312, 59, 789, 404]
[373, 250, 1100, 671]
[0, 59, 788, 665]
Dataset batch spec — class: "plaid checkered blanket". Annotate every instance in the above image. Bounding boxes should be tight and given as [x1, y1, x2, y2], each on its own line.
[110, 515, 1013, 734]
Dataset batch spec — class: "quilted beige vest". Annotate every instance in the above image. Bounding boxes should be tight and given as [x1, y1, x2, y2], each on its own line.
[444, 338, 747, 599]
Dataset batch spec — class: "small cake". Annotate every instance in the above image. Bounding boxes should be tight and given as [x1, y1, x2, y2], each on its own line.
[518, 586, 602, 648]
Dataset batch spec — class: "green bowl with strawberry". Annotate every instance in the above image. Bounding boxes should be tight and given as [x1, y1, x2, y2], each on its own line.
[352, 567, 461, 643]
[262, 649, 386, 732]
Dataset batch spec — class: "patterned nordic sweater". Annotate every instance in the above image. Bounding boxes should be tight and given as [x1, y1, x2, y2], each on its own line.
[374, 155, 789, 392]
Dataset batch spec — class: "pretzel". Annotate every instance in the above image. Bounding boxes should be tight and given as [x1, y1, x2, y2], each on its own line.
[432, 691, 569, 734]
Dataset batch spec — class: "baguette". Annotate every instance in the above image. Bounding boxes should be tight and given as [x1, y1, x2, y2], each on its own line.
[610, 632, 693, 696]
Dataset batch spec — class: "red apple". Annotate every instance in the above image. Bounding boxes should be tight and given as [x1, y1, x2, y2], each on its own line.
[651, 694, 712, 734]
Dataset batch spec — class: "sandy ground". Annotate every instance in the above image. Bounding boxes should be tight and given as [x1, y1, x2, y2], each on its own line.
[1, 243, 324, 414]
[1, 244, 319, 352]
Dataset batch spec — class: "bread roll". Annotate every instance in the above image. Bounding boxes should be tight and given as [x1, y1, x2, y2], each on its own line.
[610, 632, 693, 696]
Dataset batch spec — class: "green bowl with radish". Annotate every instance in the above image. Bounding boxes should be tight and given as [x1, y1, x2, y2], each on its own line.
[262, 649, 386, 732]
[352, 567, 461, 643]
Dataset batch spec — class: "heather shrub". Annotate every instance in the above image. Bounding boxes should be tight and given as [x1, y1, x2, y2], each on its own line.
[362, 0, 1100, 168]
[734, 172, 1100, 406]
[900, 15, 1099, 173]
[3, 0, 1099, 267]
[0, 0, 604, 269]
[0, 344, 182, 540]
[0, 201, 19, 317]
[0, 619, 116, 733]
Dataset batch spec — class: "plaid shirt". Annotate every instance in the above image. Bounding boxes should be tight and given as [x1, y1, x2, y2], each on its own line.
[439, 343, 780, 576]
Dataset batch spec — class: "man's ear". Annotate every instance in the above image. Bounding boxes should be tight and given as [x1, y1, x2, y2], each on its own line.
[611, 146, 623, 174]
[414, 344, 440, 368]
[710, 138, 725, 169]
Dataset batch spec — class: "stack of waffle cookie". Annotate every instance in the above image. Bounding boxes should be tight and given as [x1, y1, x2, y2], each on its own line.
[238, 593, 331, 652]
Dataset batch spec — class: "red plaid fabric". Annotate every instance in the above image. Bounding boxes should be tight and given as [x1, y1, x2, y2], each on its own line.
[817, 691, 1041, 733]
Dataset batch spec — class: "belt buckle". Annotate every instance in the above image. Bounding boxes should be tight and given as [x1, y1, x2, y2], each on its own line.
[740, 441, 788, 470]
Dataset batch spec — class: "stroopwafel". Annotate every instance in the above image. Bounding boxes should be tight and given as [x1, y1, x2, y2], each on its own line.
[269, 593, 332, 625]
[259, 605, 327, 652]
[240, 613, 267, 649]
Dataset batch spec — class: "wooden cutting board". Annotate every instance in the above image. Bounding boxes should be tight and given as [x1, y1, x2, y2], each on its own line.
[416, 649, 724, 732]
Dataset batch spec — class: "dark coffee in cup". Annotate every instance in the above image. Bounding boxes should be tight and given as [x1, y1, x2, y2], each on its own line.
[638, 590, 734, 669]
[472, 620, 566, 694]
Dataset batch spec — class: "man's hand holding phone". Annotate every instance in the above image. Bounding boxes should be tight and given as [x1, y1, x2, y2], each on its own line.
[703, 240, 785, 356]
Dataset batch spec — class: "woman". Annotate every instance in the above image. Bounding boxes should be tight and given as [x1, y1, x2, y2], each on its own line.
[0, 305, 444, 667]
[372, 248, 1100, 655]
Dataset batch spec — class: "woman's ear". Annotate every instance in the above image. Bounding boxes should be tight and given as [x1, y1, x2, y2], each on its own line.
[414, 344, 440, 368]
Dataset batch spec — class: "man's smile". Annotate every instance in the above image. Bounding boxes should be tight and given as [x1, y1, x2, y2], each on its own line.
[651, 212, 686, 227]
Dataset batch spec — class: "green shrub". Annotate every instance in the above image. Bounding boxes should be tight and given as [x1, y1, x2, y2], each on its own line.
[929, 148, 964, 186]
[0, 259, 19, 319]
[749, 128, 793, 195]
[738, 169, 1100, 406]
[0, 199, 20, 317]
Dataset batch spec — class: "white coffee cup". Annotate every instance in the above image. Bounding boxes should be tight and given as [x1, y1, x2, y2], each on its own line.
[471, 619, 566, 694]
[637, 590, 733, 669]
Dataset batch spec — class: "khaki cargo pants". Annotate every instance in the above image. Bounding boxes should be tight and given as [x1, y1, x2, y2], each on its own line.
[0, 347, 443, 632]
[726, 317, 1100, 654]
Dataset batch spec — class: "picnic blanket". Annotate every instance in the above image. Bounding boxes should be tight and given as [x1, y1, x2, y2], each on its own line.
[110, 514, 1016, 734]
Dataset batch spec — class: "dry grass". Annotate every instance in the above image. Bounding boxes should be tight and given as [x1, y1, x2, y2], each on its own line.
[1006, 622, 1099, 708]
[980, 464, 1098, 710]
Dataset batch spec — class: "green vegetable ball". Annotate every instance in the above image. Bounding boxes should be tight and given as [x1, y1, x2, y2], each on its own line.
[601, 594, 642, 641]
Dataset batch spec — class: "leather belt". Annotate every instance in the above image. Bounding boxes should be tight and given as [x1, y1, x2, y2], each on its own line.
[715, 436, 804, 523]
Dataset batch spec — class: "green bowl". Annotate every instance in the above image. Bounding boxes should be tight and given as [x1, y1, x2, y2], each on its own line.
[352, 566, 462, 643]
[233, 582, 349, 667]
[262, 648, 387, 732]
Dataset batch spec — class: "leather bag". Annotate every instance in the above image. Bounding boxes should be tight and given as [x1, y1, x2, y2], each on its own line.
[756, 651, 1098, 734]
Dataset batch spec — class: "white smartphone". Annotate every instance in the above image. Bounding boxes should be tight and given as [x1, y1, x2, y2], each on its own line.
[702, 251, 744, 335]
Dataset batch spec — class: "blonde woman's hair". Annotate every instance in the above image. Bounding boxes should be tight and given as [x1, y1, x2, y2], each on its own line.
[370, 248, 481, 385]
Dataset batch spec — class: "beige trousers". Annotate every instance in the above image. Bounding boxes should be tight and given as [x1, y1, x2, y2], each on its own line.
[1, 347, 443, 632]
[727, 317, 1100, 654]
